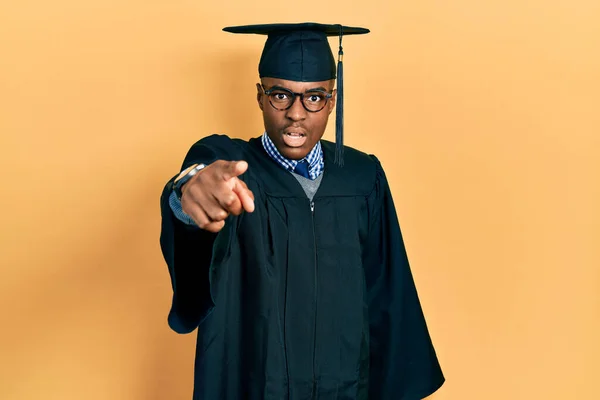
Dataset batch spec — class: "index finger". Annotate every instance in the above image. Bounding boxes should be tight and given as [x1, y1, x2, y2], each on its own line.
[221, 160, 248, 181]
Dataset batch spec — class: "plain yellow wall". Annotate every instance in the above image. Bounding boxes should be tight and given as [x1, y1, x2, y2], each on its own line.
[1, 1, 599, 399]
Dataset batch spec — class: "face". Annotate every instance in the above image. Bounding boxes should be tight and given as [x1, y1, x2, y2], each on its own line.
[256, 77, 336, 160]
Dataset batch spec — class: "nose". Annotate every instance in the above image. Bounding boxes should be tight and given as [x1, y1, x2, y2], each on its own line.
[285, 96, 307, 122]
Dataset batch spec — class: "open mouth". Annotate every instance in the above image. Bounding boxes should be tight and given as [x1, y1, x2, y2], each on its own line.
[284, 131, 305, 137]
[282, 130, 307, 147]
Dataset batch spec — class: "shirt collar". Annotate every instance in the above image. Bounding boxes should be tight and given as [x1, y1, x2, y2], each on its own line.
[261, 132, 324, 180]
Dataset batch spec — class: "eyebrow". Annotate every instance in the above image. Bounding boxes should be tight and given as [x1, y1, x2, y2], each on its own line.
[307, 86, 329, 92]
[269, 85, 331, 93]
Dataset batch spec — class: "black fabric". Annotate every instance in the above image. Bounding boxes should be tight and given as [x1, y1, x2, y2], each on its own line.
[222, 23, 368, 82]
[159, 134, 445, 400]
[223, 23, 370, 36]
[259, 29, 336, 82]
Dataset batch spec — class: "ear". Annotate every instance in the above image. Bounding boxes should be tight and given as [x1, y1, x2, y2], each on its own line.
[327, 89, 337, 115]
[256, 83, 264, 111]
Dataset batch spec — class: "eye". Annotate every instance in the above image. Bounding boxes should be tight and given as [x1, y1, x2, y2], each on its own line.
[271, 91, 290, 101]
[305, 93, 325, 103]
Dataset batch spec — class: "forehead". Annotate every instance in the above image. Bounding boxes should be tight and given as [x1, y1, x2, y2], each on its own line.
[261, 77, 334, 91]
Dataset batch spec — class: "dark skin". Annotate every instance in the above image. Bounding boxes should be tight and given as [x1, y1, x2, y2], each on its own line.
[180, 78, 337, 232]
[257, 77, 336, 160]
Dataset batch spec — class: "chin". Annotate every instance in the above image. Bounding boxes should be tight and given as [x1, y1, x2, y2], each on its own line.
[280, 147, 309, 160]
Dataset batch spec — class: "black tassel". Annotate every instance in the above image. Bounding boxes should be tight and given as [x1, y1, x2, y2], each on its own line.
[335, 26, 344, 166]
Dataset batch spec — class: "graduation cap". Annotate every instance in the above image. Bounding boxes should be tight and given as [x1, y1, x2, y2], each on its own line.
[223, 23, 370, 166]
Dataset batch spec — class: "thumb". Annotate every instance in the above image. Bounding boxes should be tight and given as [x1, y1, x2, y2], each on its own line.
[221, 160, 248, 181]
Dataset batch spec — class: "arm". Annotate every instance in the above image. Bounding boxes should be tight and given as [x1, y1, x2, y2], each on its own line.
[159, 135, 253, 333]
[364, 156, 445, 399]
[169, 190, 198, 226]
[160, 171, 217, 333]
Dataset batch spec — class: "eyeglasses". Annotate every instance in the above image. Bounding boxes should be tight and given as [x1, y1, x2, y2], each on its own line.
[261, 84, 333, 113]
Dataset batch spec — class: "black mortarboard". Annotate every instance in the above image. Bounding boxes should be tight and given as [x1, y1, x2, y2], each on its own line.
[223, 23, 370, 166]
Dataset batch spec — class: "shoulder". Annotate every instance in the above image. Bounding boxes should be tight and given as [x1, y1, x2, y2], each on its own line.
[319, 140, 386, 196]
[320, 140, 384, 169]
[190, 134, 250, 153]
[182, 134, 252, 167]
[321, 139, 385, 172]
[320, 139, 376, 161]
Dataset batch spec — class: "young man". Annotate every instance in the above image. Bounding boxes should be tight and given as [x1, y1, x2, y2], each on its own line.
[160, 23, 444, 400]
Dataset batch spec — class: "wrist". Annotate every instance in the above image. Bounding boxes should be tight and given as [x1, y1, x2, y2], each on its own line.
[173, 163, 207, 200]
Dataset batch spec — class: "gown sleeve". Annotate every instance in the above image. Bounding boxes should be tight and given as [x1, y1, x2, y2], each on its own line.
[159, 135, 241, 334]
[364, 156, 445, 400]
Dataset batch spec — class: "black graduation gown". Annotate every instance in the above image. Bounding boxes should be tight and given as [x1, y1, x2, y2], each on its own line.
[159, 135, 444, 400]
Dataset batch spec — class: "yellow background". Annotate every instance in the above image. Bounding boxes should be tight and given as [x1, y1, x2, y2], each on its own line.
[1, 0, 598, 399]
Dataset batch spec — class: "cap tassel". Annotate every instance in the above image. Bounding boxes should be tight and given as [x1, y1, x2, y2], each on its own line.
[334, 26, 344, 167]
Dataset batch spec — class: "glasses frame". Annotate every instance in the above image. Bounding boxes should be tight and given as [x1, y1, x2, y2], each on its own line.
[261, 84, 333, 113]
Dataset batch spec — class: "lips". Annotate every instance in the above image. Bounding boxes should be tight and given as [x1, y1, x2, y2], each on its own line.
[282, 128, 308, 148]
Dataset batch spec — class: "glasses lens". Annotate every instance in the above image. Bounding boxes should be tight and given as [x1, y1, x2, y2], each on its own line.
[302, 91, 329, 112]
[267, 88, 330, 112]
[268, 90, 294, 110]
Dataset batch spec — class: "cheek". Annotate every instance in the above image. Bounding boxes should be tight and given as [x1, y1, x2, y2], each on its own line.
[313, 114, 330, 131]
[263, 109, 282, 130]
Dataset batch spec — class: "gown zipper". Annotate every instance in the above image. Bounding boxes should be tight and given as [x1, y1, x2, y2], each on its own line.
[310, 200, 318, 398]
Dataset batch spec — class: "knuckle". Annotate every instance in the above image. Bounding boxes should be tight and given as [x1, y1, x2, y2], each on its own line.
[208, 209, 227, 221]
[216, 210, 228, 220]
[223, 194, 237, 207]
